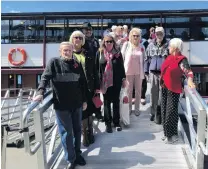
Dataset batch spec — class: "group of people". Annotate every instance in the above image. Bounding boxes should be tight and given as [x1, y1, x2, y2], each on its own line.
[33, 22, 195, 169]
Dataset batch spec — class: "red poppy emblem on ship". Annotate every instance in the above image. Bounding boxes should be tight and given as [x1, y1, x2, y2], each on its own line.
[141, 48, 144, 52]
[73, 63, 78, 68]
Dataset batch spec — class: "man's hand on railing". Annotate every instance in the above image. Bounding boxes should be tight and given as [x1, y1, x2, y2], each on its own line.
[82, 102, 87, 111]
[32, 95, 43, 102]
[187, 78, 196, 89]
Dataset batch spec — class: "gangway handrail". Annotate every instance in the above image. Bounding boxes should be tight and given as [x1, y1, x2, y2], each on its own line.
[183, 81, 206, 113]
[181, 79, 208, 169]
[1, 90, 9, 109]
[22, 89, 52, 155]
[1, 87, 32, 92]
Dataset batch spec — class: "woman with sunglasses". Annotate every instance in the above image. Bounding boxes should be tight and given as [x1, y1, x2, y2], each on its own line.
[70, 31, 100, 147]
[97, 34, 126, 133]
[121, 28, 145, 116]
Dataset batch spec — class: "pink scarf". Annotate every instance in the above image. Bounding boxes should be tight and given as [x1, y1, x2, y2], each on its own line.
[101, 49, 119, 94]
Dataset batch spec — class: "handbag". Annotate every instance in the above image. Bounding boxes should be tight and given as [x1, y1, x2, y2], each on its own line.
[92, 93, 103, 108]
[119, 88, 130, 125]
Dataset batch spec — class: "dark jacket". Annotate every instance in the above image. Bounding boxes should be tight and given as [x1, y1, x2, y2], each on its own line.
[97, 49, 126, 90]
[81, 37, 100, 92]
[144, 38, 169, 74]
[37, 57, 86, 110]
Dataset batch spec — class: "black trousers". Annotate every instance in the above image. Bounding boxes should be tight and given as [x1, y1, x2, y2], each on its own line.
[132, 77, 147, 99]
[82, 90, 95, 120]
[103, 86, 120, 126]
[161, 86, 180, 138]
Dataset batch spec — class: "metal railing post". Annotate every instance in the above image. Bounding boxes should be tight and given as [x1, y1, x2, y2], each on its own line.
[7, 89, 10, 123]
[33, 110, 48, 169]
[195, 109, 206, 169]
[8, 89, 22, 125]
[19, 90, 23, 128]
[185, 95, 196, 154]
[1, 89, 9, 109]
[1, 125, 7, 169]
[47, 124, 58, 162]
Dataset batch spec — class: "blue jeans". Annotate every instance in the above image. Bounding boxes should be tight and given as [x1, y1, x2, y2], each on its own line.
[56, 107, 82, 163]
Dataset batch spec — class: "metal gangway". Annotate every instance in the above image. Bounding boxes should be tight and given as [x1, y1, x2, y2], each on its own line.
[1, 88, 56, 147]
[1, 81, 208, 169]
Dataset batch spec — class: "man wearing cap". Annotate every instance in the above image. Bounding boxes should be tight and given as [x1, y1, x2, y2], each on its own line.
[144, 26, 169, 124]
[81, 22, 104, 144]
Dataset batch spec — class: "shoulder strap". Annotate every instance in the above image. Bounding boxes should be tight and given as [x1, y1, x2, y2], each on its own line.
[123, 41, 129, 61]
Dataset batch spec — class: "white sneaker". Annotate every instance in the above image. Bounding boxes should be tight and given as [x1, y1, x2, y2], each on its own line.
[164, 137, 172, 144]
[164, 135, 178, 144]
[161, 136, 167, 141]
[134, 110, 141, 116]
[171, 135, 179, 143]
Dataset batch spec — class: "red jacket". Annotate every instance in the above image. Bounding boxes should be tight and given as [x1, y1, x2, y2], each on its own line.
[161, 55, 186, 94]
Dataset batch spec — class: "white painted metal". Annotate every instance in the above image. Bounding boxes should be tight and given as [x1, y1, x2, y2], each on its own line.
[179, 80, 208, 169]
[1, 44, 43, 67]
[2, 41, 208, 67]
[1, 126, 7, 169]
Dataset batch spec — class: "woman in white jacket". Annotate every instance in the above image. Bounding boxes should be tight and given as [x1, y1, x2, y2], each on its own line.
[121, 28, 145, 116]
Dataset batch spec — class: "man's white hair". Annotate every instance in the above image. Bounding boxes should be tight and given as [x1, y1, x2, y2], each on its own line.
[169, 38, 183, 52]
[60, 42, 74, 49]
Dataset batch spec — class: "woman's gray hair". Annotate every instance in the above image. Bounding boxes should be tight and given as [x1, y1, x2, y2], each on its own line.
[111, 25, 117, 32]
[69, 30, 85, 46]
[169, 38, 183, 52]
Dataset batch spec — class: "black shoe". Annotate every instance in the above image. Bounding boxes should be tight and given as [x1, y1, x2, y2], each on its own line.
[89, 135, 95, 144]
[150, 114, 155, 121]
[106, 124, 113, 133]
[154, 115, 162, 125]
[88, 129, 95, 144]
[75, 155, 86, 166]
[114, 124, 122, 132]
[82, 130, 90, 147]
[65, 162, 76, 169]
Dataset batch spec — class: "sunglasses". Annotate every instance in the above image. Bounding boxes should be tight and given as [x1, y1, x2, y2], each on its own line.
[105, 40, 113, 44]
[74, 37, 83, 40]
[133, 35, 140, 38]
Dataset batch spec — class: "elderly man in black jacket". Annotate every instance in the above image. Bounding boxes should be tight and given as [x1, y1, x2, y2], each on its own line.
[33, 42, 87, 169]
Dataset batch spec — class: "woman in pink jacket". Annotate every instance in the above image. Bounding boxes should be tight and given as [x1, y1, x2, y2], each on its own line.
[121, 28, 145, 116]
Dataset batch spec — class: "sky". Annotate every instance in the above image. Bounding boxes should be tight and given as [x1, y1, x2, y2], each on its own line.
[1, 1, 208, 13]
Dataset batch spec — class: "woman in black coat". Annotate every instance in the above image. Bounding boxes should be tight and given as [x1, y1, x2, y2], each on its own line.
[97, 34, 126, 133]
[70, 30, 100, 147]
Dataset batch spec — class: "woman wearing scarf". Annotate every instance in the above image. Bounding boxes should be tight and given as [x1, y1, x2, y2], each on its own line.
[97, 34, 126, 133]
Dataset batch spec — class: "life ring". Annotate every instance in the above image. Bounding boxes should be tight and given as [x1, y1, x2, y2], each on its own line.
[8, 48, 27, 66]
